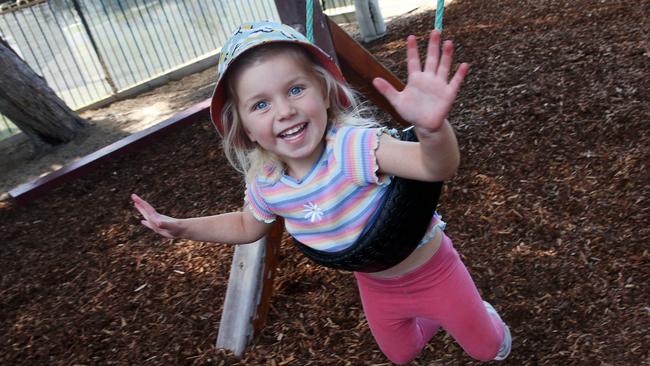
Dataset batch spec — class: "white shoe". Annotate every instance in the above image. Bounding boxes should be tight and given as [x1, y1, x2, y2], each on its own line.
[483, 301, 512, 361]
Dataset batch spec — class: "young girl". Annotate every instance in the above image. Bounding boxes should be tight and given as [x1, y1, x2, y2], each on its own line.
[132, 21, 511, 364]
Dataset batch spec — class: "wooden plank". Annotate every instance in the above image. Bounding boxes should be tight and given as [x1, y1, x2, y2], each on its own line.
[275, 0, 337, 62]
[214, 211, 283, 356]
[216, 238, 269, 356]
[252, 218, 283, 334]
[8, 98, 211, 205]
[327, 17, 409, 126]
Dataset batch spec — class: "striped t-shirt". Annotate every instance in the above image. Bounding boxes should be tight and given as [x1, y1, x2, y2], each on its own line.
[245, 125, 443, 252]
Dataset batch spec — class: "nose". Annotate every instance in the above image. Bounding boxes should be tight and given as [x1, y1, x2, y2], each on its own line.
[275, 98, 296, 121]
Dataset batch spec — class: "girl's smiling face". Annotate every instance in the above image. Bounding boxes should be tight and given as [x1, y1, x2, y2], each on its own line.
[233, 51, 330, 179]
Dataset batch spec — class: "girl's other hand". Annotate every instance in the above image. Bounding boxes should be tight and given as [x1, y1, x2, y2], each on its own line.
[372, 30, 469, 132]
[131, 193, 184, 239]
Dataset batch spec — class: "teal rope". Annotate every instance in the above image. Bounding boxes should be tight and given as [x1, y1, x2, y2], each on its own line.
[435, 0, 445, 31]
[306, 0, 314, 43]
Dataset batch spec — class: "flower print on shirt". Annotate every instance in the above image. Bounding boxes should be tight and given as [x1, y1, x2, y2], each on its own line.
[303, 202, 324, 223]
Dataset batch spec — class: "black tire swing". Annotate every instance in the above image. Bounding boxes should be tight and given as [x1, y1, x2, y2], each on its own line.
[291, 1, 447, 273]
[293, 127, 443, 272]
[293, 128, 443, 272]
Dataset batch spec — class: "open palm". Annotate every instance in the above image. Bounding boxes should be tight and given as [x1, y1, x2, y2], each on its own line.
[131, 193, 183, 239]
[373, 30, 469, 131]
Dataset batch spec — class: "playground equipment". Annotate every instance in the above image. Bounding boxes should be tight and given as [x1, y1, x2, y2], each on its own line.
[216, 0, 447, 356]
[355, 0, 386, 42]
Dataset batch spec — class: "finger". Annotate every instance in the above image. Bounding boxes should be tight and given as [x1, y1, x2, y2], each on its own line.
[133, 198, 154, 219]
[449, 63, 470, 94]
[132, 194, 148, 215]
[424, 30, 441, 73]
[141, 219, 154, 230]
[133, 195, 158, 218]
[133, 200, 150, 220]
[406, 35, 421, 75]
[134, 200, 164, 228]
[131, 193, 150, 209]
[438, 40, 454, 80]
[372, 77, 400, 106]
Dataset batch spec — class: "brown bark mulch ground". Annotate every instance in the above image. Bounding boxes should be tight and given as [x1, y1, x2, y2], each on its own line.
[2, 0, 649, 364]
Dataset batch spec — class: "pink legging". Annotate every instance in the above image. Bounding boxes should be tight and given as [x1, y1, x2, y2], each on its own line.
[354, 234, 505, 364]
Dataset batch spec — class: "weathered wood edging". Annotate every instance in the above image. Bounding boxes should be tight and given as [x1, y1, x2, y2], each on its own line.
[8, 98, 211, 205]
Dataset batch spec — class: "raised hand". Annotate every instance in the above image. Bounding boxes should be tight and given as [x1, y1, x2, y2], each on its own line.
[372, 30, 469, 132]
[131, 193, 184, 239]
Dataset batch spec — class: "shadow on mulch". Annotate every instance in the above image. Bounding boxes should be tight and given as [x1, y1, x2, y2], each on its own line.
[1, 0, 648, 365]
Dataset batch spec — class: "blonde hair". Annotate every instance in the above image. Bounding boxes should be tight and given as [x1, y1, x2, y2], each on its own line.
[220, 43, 379, 182]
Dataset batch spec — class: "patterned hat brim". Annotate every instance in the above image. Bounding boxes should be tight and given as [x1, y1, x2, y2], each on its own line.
[209, 23, 348, 136]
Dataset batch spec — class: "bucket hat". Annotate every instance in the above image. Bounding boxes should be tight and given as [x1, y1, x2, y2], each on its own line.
[210, 20, 347, 136]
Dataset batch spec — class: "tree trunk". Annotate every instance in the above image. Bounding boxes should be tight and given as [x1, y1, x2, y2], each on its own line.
[0, 36, 87, 152]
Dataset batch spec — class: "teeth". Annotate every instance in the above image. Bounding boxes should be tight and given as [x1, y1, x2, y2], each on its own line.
[279, 123, 306, 138]
[284, 125, 303, 135]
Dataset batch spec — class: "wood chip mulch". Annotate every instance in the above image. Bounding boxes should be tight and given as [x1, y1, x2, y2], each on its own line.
[1, 0, 648, 364]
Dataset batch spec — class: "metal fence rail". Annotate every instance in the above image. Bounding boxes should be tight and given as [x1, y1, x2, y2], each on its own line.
[0, 0, 279, 138]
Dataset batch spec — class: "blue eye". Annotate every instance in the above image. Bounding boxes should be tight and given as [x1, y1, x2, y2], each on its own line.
[289, 86, 304, 96]
[253, 100, 268, 111]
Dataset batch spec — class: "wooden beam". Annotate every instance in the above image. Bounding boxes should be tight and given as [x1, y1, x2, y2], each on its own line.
[8, 98, 211, 205]
[215, 219, 282, 356]
[275, 0, 337, 62]
[327, 17, 409, 126]
[252, 218, 283, 334]
[216, 238, 269, 356]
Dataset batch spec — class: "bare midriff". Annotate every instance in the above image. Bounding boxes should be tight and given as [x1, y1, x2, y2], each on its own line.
[368, 228, 443, 278]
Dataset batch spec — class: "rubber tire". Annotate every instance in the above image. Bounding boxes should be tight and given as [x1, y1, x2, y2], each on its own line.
[292, 128, 442, 272]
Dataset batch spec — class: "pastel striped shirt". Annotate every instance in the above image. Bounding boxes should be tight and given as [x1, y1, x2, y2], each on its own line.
[245, 125, 444, 252]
